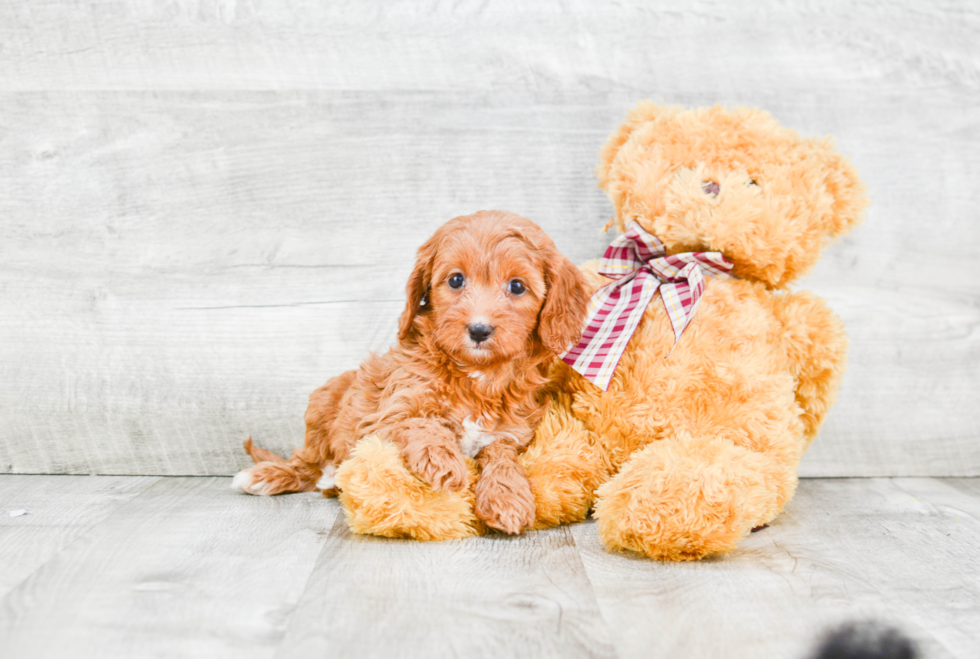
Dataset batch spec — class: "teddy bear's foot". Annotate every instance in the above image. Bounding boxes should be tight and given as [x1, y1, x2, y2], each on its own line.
[592, 435, 792, 561]
[333, 435, 485, 541]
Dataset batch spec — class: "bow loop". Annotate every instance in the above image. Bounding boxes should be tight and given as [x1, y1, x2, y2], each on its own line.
[559, 222, 733, 391]
[596, 227, 666, 279]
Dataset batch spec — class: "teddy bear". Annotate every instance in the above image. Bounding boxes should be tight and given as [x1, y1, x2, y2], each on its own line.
[333, 101, 868, 560]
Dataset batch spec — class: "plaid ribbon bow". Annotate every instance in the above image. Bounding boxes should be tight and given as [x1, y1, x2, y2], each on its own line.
[559, 222, 733, 391]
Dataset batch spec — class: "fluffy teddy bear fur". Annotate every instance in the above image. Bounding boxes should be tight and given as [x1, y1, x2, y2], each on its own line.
[335, 102, 868, 560]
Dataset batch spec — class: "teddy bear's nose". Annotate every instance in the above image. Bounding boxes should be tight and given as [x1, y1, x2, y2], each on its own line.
[702, 181, 720, 196]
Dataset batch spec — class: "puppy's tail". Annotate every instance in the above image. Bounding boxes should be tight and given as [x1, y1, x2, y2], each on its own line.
[243, 437, 288, 465]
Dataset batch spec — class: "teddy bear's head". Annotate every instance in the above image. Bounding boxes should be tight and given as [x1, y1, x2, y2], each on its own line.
[597, 103, 868, 288]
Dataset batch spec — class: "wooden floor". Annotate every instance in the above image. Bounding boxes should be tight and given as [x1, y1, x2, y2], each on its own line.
[0, 476, 977, 658]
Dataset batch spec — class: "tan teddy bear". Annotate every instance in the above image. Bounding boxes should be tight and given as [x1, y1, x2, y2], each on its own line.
[334, 102, 868, 560]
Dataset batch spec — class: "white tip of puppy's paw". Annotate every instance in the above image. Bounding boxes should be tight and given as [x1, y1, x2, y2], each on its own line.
[232, 470, 254, 493]
[232, 469, 272, 495]
[315, 465, 336, 490]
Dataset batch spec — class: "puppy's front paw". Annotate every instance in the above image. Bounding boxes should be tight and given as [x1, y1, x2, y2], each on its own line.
[474, 471, 536, 535]
[406, 442, 469, 492]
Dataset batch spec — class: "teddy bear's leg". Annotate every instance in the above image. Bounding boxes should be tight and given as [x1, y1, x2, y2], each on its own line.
[771, 290, 849, 444]
[520, 388, 612, 529]
[333, 435, 485, 541]
[592, 432, 801, 561]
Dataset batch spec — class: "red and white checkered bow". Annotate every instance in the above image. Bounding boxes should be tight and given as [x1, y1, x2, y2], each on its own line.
[559, 222, 733, 391]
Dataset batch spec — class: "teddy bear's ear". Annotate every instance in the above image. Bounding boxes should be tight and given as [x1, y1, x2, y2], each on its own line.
[810, 137, 870, 239]
[597, 102, 677, 192]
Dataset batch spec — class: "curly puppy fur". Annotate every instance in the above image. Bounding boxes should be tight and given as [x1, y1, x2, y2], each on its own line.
[234, 210, 588, 535]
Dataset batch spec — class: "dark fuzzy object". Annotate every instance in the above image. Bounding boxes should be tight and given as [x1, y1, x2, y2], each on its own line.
[809, 622, 918, 659]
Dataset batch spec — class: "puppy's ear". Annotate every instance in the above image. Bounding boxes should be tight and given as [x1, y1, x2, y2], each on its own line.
[398, 234, 438, 341]
[538, 254, 589, 356]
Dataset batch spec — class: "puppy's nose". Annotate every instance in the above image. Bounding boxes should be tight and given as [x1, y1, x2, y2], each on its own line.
[467, 323, 494, 344]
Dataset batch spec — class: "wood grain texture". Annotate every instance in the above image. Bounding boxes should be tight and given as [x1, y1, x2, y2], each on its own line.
[0, 478, 337, 659]
[0, 92, 612, 475]
[0, 475, 158, 597]
[277, 518, 617, 659]
[1, 475, 978, 658]
[0, 1, 977, 475]
[573, 478, 980, 659]
[2, 1, 977, 95]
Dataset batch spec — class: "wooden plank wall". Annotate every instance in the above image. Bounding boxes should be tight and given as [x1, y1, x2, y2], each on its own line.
[1, 1, 977, 476]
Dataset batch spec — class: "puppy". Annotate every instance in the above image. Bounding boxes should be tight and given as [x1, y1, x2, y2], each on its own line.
[233, 211, 588, 534]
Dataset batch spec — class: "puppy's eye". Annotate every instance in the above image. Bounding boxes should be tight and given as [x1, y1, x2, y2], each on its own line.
[508, 280, 526, 295]
[448, 273, 465, 289]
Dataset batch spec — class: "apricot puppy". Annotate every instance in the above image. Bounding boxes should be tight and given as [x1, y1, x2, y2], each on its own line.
[234, 210, 588, 534]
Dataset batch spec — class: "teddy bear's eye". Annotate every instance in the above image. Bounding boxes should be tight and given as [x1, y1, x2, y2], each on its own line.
[702, 181, 720, 196]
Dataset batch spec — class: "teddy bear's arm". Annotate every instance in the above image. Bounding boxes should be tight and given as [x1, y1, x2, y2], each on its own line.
[334, 435, 484, 541]
[771, 290, 849, 445]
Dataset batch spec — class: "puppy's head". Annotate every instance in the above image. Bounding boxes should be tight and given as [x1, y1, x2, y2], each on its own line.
[398, 211, 588, 366]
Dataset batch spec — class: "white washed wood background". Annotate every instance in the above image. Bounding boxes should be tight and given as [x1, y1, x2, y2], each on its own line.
[0, 1, 977, 476]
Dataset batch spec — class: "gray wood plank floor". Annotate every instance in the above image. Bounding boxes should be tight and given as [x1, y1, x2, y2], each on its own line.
[0, 476, 977, 658]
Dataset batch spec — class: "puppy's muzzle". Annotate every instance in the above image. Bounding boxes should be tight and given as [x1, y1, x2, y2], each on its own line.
[467, 323, 494, 344]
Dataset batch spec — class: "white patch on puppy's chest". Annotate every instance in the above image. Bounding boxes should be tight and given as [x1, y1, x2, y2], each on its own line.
[459, 417, 497, 459]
